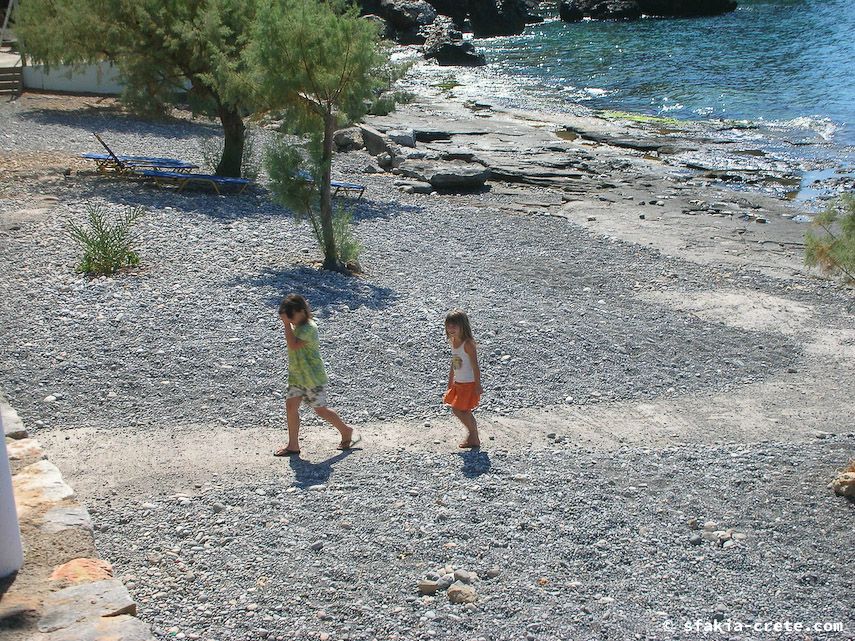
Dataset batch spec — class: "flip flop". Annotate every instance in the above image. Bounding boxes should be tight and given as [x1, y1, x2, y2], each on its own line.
[337, 432, 362, 451]
[273, 447, 301, 457]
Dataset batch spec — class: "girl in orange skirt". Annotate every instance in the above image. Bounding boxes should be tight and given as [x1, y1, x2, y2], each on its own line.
[443, 309, 482, 448]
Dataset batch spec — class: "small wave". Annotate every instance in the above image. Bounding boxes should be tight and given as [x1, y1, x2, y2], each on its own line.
[583, 87, 609, 97]
[659, 103, 684, 113]
[765, 116, 839, 141]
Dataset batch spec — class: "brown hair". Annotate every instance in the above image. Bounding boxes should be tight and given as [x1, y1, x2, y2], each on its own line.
[445, 308, 473, 342]
[278, 294, 312, 323]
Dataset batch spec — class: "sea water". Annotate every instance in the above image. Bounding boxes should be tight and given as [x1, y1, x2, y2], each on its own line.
[403, 0, 855, 201]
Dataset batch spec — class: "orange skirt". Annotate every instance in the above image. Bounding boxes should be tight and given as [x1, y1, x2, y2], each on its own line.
[444, 382, 480, 412]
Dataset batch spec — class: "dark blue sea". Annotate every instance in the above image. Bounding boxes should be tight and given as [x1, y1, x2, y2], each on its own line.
[404, 0, 855, 199]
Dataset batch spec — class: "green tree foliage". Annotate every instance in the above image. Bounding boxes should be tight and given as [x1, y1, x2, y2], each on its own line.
[804, 194, 855, 283]
[15, 0, 254, 177]
[247, 0, 389, 271]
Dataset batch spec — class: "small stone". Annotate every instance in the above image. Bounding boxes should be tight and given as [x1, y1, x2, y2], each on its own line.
[702, 520, 718, 532]
[310, 541, 324, 551]
[212, 502, 226, 513]
[485, 568, 501, 579]
[43, 395, 57, 403]
[447, 582, 477, 604]
[689, 534, 703, 546]
[418, 580, 439, 595]
[587, 216, 597, 222]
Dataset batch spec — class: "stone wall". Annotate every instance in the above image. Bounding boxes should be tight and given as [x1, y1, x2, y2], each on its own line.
[1, 395, 154, 641]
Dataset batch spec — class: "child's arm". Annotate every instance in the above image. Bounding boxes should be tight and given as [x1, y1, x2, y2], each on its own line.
[447, 363, 454, 390]
[280, 314, 306, 350]
[464, 339, 482, 395]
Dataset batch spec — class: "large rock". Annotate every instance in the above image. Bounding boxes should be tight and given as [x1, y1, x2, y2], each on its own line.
[423, 17, 487, 67]
[424, 0, 469, 26]
[334, 127, 365, 152]
[559, 0, 736, 21]
[13, 460, 75, 521]
[447, 581, 478, 604]
[469, 0, 528, 37]
[380, 0, 437, 43]
[44, 615, 155, 641]
[560, 0, 640, 20]
[358, 124, 394, 156]
[398, 159, 489, 189]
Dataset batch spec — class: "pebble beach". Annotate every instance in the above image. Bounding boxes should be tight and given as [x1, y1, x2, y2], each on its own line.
[1, 91, 853, 641]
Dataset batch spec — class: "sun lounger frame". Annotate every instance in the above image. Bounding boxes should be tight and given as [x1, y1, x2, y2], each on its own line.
[137, 169, 252, 195]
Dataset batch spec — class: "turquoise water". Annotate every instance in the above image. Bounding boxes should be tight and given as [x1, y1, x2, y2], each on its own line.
[457, 0, 854, 167]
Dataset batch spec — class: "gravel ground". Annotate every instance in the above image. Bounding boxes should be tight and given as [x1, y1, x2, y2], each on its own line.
[1, 99, 840, 431]
[90, 438, 855, 641]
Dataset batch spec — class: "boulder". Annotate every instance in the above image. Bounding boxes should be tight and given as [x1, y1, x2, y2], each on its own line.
[334, 127, 365, 152]
[559, 0, 736, 21]
[380, 0, 437, 33]
[423, 16, 487, 67]
[469, 0, 527, 37]
[559, 0, 640, 21]
[358, 124, 394, 156]
[424, 0, 469, 26]
[387, 128, 417, 147]
[641, 0, 738, 17]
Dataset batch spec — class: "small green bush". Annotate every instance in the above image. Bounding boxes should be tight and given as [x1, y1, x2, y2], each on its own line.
[330, 203, 362, 270]
[804, 194, 855, 283]
[67, 203, 145, 275]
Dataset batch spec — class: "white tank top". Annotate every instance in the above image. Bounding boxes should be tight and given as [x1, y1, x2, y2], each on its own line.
[451, 341, 475, 383]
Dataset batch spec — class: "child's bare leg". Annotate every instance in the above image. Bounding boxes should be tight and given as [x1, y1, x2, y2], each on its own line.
[314, 406, 353, 442]
[452, 408, 480, 448]
[285, 396, 302, 451]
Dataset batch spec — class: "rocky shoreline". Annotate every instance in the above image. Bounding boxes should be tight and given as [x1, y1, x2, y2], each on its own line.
[1, 86, 853, 641]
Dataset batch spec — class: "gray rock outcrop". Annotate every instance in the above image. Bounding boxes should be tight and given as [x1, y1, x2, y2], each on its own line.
[560, 0, 737, 21]
[469, 0, 528, 37]
[423, 16, 487, 66]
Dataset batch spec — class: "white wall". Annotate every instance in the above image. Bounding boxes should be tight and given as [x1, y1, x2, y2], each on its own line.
[23, 61, 123, 95]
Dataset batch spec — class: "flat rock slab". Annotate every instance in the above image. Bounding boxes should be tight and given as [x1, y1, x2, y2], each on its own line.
[13, 460, 75, 520]
[39, 579, 136, 632]
[50, 557, 113, 583]
[44, 614, 155, 641]
[41, 505, 94, 534]
[397, 160, 489, 189]
[6, 437, 44, 462]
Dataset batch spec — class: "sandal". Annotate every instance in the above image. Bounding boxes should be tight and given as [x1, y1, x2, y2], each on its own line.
[337, 432, 362, 451]
[273, 447, 301, 457]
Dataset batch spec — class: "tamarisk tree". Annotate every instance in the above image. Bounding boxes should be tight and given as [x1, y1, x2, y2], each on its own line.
[16, 0, 254, 177]
[247, 0, 389, 271]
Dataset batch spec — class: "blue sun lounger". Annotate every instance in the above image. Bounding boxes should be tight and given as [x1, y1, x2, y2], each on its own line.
[81, 152, 198, 173]
[296, 170, 366, 199]
[82, 133, 199, 174]
[137, 169, 252, 195]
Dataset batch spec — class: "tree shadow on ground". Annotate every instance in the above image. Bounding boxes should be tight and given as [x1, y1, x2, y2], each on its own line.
[343, 197, 423, 223]
[237, 265, 399, 315]
[286, 449, 357, 489]
[457, 449, 491, 478]
[18, 106, 220, 140]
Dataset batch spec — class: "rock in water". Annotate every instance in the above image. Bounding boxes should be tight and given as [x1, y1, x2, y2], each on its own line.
[469, 0, 528, 37]
[559, 0, 736, 21]
[423, 17, 487, 67]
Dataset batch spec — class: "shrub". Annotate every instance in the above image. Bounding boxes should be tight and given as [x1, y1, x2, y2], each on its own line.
[804, 194, 855, 283]
[67, 203, 145, 275]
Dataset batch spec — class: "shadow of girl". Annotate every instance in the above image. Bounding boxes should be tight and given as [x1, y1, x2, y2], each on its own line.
[287, 449, 357, 489]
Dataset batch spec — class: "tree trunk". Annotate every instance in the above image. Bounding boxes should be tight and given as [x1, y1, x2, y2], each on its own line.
[319, 112, 342, 271]
[216, 106, 245, 177]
